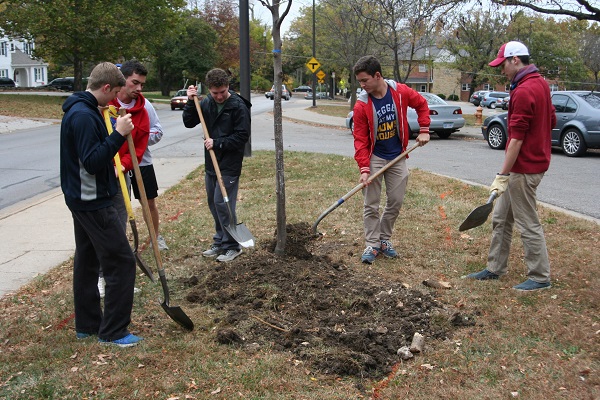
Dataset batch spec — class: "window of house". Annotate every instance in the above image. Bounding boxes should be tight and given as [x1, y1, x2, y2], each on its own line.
[419, 64, 427, 73]
[461, 83, 470, 91]
[0, 42, 6, 56]
[483, 83, 491, 90]
[549, 84, 559, 92]
[34, 68, 44, 82]
[419, 85, 427, 92]
[10, 43, 14, 52]
[0, 69, 8, 78]
[23, 41, 32, 55]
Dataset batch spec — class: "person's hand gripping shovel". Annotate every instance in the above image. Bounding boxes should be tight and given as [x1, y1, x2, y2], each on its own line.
[119, 108, 194, 331]
[101, 107, 154, 282]
[192, 95, 255, 248]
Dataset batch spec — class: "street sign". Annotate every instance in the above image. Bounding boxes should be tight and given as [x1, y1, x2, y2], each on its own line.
[316, 70, 326, 80]
[318, 79, 324, 84]
[306, 57, 321, 73]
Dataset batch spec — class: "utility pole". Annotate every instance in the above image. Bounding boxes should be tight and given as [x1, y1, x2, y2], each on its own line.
[239, 0, 251, 156]
[311, 0, 316, 107]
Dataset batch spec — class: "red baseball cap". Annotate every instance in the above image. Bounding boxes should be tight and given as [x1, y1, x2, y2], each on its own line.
[489, 41, 530, 67]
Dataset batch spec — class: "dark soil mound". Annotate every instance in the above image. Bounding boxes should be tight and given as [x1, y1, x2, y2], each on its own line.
[184, 223, 469, 379]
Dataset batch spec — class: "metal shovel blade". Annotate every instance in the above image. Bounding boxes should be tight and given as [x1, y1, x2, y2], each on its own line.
[459, 192, 498, 231]
[159, 270, 194, 331]
[225, 221, 255, 248]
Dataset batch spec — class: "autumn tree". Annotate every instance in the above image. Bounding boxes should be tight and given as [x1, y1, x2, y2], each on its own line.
[581, 24, 600, 87]
[353, 0, 458, 83]
[442, 10, 507, 94]
[0, 0, 186, 91]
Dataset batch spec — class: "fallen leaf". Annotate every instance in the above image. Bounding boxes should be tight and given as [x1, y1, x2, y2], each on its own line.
[423, 279, 452, 289]
[210, 388, 221, 395]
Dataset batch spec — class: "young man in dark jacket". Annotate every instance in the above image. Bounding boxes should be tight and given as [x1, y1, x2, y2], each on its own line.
[60, 62, 142, 347]
[182, 68, 251, 262]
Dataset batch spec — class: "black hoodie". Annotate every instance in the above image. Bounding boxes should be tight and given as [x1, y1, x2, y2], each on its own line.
[182, 90, 251, 177]
[60, 91, 127, 211]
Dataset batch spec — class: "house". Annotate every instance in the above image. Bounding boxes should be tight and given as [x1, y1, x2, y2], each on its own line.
[0, 36, 49, 87]
[398, 44, 464, 99]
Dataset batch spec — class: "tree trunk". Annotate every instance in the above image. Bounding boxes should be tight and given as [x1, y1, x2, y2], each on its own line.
[271, 2, 287, 255]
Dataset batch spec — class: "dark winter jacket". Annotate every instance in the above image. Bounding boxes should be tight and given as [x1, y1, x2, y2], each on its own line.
[182, 90, 251, 177]
[60, 91, 127, 211]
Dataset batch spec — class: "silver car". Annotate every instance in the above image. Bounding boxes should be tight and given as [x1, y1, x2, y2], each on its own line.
[481, 91, 600, 157]
[345, 92, 465, 139]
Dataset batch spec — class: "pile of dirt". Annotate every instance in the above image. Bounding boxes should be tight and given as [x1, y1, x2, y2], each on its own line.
[184, 223, 472, 379]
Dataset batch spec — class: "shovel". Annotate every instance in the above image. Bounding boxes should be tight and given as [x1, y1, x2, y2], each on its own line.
[102, 108, 154, 282]
[193, 96, 255, 248]
[312, 143, 419, 234]
[120, 108, 194, 331]
[458, 191, 498, 231]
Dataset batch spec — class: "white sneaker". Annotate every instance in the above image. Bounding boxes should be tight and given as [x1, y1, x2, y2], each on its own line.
[98, 277, 106, 299]
[157, 235, 169, 251]
[216, 249, 242, 262]
[202, 245, 222, 258]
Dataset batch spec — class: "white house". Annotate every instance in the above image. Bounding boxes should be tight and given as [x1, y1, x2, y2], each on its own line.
[0, 36, 49, 87]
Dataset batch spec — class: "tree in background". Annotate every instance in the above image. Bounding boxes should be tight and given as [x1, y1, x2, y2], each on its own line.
[581, 24, 600, 88]
[353, 0, 458, 83]
[152, 12, 218, 95]
[490, 0, 600, 22]
[443, 10, 507, 95]
[0, 0, 185, 91]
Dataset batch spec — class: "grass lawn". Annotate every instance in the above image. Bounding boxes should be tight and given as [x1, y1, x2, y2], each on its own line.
[0, 150, 598, 399]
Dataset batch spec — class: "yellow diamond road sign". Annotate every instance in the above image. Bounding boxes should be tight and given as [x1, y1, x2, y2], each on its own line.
[316, 70, 326, 80]
[306, 57, 321, 73]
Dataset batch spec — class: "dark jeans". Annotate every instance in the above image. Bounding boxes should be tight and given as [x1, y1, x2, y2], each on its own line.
[205, 173, 240, 251]
[71, 206, 136, 341]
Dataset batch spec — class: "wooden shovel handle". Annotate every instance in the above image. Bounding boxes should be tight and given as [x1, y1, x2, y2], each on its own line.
[193, 96, 231, 202]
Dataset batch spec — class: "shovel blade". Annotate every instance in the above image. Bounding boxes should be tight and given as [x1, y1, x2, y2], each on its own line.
[225, 222, 255, 248]
[134, 252, 155, 282]
[459, 192, 498, 232]
[161, 302, 194, 331]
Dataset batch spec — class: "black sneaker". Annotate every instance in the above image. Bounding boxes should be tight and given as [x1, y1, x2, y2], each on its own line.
[462, 269, 499, 280]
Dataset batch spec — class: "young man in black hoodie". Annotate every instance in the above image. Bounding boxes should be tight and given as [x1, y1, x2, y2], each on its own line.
[182, 68, 251, 262]
[60, 62, 142, 347]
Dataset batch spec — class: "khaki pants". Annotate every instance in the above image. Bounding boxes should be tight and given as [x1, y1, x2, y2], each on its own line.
[487, 172, 550, 283]
[362, 155, 409, 248]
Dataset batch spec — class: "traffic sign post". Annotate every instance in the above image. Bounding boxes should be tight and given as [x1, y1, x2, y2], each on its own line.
[306, 57, 321, 74]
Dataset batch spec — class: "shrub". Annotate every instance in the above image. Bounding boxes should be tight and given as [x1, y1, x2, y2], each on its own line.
[437, 93, 446, 99]
[448, 94, 459, 101]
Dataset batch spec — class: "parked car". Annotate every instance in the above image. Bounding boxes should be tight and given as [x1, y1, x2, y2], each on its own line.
[481, 90, 600, 157]
[496, 95, 510, 110]
[0, 77, 16, 88]
[265, 85, 291, 100]
[304, 91, 331, 100]
[480, 91, 510, 109]
[39, 77, 75, 91]
[469, 90, 490, 106]
[345, 92, 465, 139]
[293, 85, 312, 92]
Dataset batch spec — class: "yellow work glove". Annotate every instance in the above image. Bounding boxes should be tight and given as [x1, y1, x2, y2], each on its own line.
[490, 174, 510, 196]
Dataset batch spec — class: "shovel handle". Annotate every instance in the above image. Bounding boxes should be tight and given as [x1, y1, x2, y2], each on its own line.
[312, 143, 419, 234]
[193, 96, 231, 202]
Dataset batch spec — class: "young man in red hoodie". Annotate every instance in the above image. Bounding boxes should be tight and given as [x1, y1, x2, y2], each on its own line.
[464, 41, 556, 291]
[352, 55, 431, 264]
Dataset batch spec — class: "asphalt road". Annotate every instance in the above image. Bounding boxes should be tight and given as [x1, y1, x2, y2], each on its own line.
[1, 94, 598, 222]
